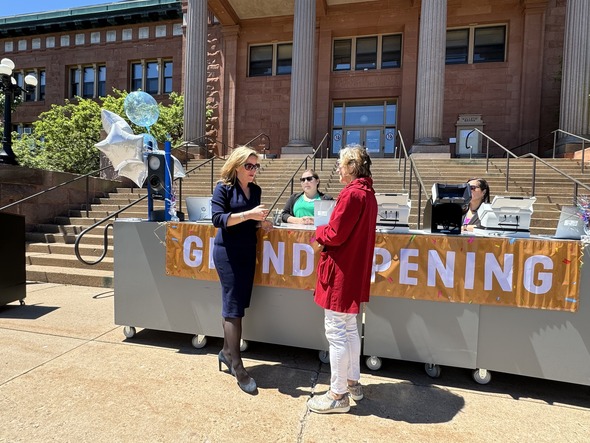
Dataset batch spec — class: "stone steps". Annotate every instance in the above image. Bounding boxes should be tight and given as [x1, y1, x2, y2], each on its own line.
[23, 157, 590, 288]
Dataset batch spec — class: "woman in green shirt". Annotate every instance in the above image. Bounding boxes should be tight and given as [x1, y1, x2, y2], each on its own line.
[281, 169, 333, 225]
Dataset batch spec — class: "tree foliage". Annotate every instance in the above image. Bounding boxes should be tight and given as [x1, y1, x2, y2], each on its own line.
[12, 89, 185, 174]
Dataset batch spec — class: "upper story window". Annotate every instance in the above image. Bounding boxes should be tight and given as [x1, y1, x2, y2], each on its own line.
[131, 59, 173, 95]
[333, 34, 402, 71]
[248, 43, 292, 77]
[446, 25, 506, 65]
[70, 64, 106, 98]
[14, 69, 46, 102]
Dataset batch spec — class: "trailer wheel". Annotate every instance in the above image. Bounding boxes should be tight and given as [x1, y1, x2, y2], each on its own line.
[425, 363, 441, 378]
[191, 335, 207, 349]
[123, 326, 136, 338]
[366, 356, 382, 371]
[318, 350, 330, 364]
[472, 368, 492, 385]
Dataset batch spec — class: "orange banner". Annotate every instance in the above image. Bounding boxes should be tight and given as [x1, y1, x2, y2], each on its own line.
[166, 223, 582, 312]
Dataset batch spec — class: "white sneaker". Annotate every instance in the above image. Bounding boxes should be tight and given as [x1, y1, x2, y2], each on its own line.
[307, 391, 350, 414]
[348, 383, 363, 401]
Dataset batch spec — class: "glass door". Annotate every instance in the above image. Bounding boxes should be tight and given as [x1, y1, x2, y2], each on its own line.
[331, 100, 397, 157]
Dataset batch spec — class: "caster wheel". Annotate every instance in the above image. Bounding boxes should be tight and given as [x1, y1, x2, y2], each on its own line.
[19, 299, 25, 306]
[425, 363, 441, 378]
[123, 326, 136, 338]
[366, 356, 382, 371]
[472, 368, 492, 385]
[191, 335, 207, 349]
[318, 350, 330, 364]
[239, 339, 248, 352]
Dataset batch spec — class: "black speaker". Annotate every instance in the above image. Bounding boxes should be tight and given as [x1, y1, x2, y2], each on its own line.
[147, 153, 172, 200]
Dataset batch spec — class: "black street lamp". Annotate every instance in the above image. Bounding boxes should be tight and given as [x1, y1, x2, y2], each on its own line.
[0, 58, 38, 165]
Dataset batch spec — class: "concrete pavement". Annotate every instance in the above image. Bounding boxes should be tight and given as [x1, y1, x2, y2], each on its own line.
[1, 282, 589, 442]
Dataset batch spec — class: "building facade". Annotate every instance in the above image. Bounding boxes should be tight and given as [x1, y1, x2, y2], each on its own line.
[1, 0, 589, 159]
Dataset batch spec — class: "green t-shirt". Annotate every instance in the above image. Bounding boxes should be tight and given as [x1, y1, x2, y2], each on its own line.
[293, 194, 320, 217]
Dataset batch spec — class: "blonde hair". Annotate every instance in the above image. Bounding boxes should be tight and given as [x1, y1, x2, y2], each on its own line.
[339, 144, 372, 178]
[219, 146, 259, 186]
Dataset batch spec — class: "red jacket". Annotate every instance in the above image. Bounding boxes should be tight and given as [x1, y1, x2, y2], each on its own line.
[314, 177, 378, 314]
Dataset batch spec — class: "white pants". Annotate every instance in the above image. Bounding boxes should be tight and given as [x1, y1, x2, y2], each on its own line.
[324, 309, 361, 395]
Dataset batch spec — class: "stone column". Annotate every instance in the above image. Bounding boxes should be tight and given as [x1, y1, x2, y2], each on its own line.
[183, 0, 208, 143]
[559, 0, 590, 139]
[518, 1, 547, 149]
[221, 25, 239, 154]
[282, 0, 316, 155]
[412, 0, 448, 155]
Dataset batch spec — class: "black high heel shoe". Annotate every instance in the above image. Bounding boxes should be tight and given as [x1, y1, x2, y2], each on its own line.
[218, 351, 232, 373]
[235, 372, 257, 394]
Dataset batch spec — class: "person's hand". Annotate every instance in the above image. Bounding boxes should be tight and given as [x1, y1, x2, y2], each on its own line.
[249, 205, 269, 221]
[301, 216, 314, 225]
[311, 239, 324, 253]
[260, 219, 273, 232]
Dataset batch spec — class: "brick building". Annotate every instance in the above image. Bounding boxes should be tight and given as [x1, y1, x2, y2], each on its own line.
[1, 0, 589, 159]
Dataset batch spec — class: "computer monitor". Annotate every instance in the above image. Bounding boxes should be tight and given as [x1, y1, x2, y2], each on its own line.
[186, 197, 212, 222]
[554, 206, 586, 240]
[375, 193, 411, 231]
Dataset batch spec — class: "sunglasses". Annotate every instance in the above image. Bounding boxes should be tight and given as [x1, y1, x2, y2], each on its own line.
[243, 163, 261, 171]
[300, 176, 315, 182]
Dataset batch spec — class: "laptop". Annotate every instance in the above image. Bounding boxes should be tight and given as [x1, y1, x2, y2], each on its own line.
[314, 200, 336, 227]
[554, 206, 586, 240]
[186, 197, 212, 222]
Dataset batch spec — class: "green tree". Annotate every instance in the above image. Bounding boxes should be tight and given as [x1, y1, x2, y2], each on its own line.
[12, 89, 185, 174]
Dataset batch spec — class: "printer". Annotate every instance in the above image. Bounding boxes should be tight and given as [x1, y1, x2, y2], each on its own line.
[475, 196, 536, 237]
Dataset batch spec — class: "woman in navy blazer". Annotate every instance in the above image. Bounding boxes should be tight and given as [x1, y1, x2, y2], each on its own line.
[211, 146, 272, 394]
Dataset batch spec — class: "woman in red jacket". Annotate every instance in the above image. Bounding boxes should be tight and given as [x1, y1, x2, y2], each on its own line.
[307, 145, 378, 414]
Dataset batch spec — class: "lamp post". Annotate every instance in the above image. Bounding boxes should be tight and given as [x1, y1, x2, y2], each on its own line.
[0, 58, 37, 165]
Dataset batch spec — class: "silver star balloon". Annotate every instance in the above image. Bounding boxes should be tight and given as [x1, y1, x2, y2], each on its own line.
[95, 120, 144, 171]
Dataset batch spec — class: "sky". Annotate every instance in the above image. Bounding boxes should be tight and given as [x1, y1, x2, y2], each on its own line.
[0, 0, 119, 18]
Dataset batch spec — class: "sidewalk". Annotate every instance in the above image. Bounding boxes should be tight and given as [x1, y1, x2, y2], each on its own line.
[1, 282, 589, 442]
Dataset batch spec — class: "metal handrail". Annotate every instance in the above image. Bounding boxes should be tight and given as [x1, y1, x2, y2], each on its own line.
[552, 129, 590, 171]
[74, 154, 227, 264]
[467, 128, 590, 203]
[243, 132, 271, 158]
[267, 133, 330, 216]
[174, 135, 232, 167]
[396, 131, 430, 229]
[74, 195, 149, 265]
[0, 165, 114, 217]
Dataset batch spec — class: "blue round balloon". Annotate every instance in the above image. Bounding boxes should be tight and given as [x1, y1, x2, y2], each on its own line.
[124, 91, 160, 128]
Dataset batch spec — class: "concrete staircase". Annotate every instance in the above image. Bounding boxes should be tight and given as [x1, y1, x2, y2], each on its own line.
[24, 156, 590, 288]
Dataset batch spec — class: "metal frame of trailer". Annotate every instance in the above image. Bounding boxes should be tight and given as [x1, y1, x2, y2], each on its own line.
[363, 245, 590, 386]
[113, 220, 330, 360]
[114, 220, 590, 387]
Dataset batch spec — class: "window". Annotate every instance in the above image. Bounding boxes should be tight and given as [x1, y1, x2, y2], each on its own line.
[333, 34, 402, 72]
[446, 25, 506, 65]
[276, 44, 292, 75]
[381, 35, 402, 69]
[248, 43, 293, 77]
[131, 59, 173, 94]
[38, 70, 46, 100]
[70, 64, 107, 98]
[14, 69, 45, 102]
[473, 26, 506, 63]
[356, 36, 377, 70]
